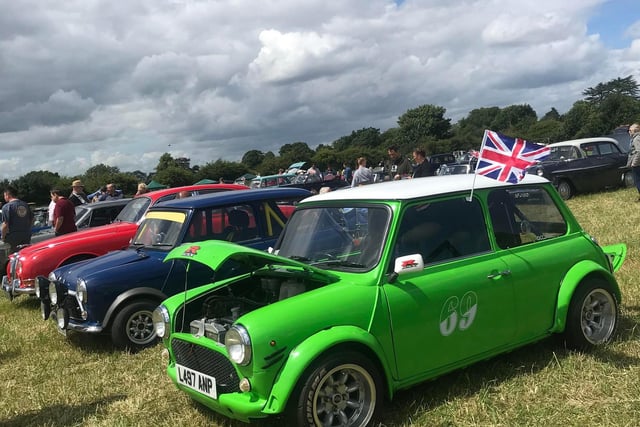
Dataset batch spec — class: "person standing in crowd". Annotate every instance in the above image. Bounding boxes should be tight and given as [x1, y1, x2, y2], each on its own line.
[135, 183, 148, 196]
[99, 183, 124, 201]
[342, 162, 353, 184]
[385, 145, 413, 180]
[412, 148, 434, 178]
[351, 157, 374, 187]
[50, 189, 77, 236]
[69, 180, 90, 206]
[1, 186, 34, 253]
[628, 123, 640, 201]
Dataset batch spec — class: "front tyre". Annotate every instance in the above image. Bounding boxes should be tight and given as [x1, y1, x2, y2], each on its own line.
[564, 280, 618, 350]
[111, 301, 158, 351]
[289, 351, 381, 427]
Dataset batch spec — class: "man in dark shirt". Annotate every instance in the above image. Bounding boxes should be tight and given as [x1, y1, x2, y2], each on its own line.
[385, 146, 412, 180]
[69, 180, 90, 206]
[412, 148, 435, 178]
[1, 186, 34, 252]
[50, 189, 77, 236]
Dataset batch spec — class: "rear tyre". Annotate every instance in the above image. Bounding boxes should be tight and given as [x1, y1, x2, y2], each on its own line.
[287, 351, 382, 427]
[111, 301, 158, 351]
[557, 180, 573, 200]
[564, 279, 618, 350]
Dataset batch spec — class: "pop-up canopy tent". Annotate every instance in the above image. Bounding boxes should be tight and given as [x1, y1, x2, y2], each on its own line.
[146, 180, 167, 190]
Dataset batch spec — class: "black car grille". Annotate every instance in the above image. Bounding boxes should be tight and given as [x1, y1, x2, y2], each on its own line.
[172, 338, 240, 394]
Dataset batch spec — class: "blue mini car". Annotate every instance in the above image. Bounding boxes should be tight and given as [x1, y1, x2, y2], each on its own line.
[37, 187, 310, 350]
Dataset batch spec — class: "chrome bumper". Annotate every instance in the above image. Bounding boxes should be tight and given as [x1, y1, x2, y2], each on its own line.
[2, 275, 36, 300]
[50, 307, 103, 334]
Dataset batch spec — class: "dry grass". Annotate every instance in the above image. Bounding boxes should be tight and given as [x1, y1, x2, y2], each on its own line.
[1, 187, 639, 427]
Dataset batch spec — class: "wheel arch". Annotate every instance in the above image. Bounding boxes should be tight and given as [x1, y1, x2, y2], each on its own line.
[58, 253, 97, 268]
[103, 287, 167, 327]
[551, 260, 621, 333]
[262, 326, 394, 416]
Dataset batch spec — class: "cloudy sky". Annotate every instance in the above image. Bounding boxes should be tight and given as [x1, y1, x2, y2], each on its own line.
[1, 0, 639, 180]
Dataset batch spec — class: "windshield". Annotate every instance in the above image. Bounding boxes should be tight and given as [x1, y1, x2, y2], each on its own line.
[116, 197, 152, 223]
[131, 211, 187, 249]
[276, 206, 390, 271]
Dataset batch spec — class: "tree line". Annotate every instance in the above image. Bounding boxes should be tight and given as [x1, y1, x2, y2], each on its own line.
[4, 75, 639, 206]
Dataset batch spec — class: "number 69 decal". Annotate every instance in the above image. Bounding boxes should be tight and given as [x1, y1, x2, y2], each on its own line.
[439, 291, 478, 336]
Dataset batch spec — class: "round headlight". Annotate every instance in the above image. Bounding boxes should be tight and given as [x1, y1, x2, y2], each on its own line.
[536, 168, 544, 177]
[49, 281, 58, 305]
[76, 279, 87, 303]
[48, 271, 57, 282]
[152, 306, 170, 339]
[225, 325, 252, 366]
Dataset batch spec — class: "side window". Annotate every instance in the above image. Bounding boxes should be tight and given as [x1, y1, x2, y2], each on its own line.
[219, 205, 257, 242]
[582, 143, 596, 157]
[597, 142, 614, 155]
[395, 198, 490, 265]
[488, 187, 567, 250]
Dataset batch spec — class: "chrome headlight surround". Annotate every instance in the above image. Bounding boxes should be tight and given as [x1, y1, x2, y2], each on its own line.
[48, 281, 58, 305]
[76, 279, 88, 303]
[536, 167, 545, 177]
[225, 325, 252, 366]
[152, 305, 170, 339]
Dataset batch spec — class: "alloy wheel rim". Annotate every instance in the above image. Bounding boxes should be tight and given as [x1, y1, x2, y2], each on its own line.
[580, 289, 616, 344]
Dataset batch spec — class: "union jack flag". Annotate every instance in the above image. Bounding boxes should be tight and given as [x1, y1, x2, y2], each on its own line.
[475, 130, 550, 183]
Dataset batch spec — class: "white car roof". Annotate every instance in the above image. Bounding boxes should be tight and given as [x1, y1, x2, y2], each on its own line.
[302, 174, 550, 203]
[548, 136, 620, 148]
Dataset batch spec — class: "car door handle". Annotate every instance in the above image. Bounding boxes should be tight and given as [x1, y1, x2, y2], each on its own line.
[487, 270, 511, 279]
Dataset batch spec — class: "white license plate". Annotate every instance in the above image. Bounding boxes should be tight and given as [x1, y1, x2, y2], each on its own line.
[176, 364, 217, 399]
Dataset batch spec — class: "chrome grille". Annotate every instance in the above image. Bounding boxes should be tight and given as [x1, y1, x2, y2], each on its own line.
[8, 257, 18, 281]
[172, 338, 240, 394]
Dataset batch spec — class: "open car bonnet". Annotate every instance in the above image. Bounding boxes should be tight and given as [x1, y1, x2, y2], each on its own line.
[164, 240, 339, 282]
[602, 243, 626, 273]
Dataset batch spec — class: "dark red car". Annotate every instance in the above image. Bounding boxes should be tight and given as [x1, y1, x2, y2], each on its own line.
[2, 184, 246, 300]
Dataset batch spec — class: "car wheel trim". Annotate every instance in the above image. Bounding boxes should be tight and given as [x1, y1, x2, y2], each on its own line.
[312, 363, 376, 427]
[557, 181, 572, 199]
[126, 310, 156, 345]
[580, 288, 616, 345]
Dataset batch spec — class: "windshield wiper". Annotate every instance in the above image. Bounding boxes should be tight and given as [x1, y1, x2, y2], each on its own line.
[289, 255, 311, 262]
[314, 260, 366, 268]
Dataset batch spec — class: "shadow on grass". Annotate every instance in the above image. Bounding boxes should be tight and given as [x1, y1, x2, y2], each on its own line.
[0, 394, 126, 427]
[375, 319, 640, 427]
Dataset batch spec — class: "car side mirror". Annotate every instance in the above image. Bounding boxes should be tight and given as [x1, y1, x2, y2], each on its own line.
[391, 254, 424, 280]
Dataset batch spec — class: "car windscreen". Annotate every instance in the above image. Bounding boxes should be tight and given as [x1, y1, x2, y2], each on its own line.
[276, 206, 390, 270]
[132, 211, 187, 249]
[115, 197, 152, 223]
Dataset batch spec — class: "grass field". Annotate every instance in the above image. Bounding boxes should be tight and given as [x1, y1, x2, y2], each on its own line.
[1, 187, 639, 427]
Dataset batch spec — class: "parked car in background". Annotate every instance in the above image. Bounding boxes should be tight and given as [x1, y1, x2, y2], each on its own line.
[249, 174, 296, 189]
[153, 174, 625, 425]
[527, 137, 632, 199]
[39, 187, 310, 350]
[283, 172, 349, 193]
[436, 162, 475, 175]
[1, 200, 129, 276]
[2, 184, 246, 301]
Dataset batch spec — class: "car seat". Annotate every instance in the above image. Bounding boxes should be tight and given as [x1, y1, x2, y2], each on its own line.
[225, 209, 251, 242]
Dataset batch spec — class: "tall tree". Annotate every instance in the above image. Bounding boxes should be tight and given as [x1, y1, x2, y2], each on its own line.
[583, 75, 639, 104]
[397, 104, 452, 145]
[241, 150, 265, 169]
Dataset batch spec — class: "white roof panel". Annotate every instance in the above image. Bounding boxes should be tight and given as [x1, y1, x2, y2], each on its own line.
[302, 174, 550, 203]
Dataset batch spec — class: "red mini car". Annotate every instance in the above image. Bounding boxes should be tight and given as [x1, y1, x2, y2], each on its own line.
[2, 184, 246, 300]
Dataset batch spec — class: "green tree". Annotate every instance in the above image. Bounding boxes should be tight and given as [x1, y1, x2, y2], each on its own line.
[332, 128, 382, 151]
[153, 166, 195, 188]
[196, 160, 249, 183]
[156, 153, 178, 172]
[583, 75, 639, 104]
[278, 142, 315, 166]
[12, 171, 63, 205]
[82, 164, 122, 195]
[397, 104, 452, 145]
[490, 104, 537, 135]
[241, 150, 265, 169]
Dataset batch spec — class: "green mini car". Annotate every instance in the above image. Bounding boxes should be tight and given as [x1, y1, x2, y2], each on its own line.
[154, 174, 626, 426]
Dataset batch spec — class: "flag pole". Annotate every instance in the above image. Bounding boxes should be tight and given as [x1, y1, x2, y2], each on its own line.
[466, 129, 488, 202]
